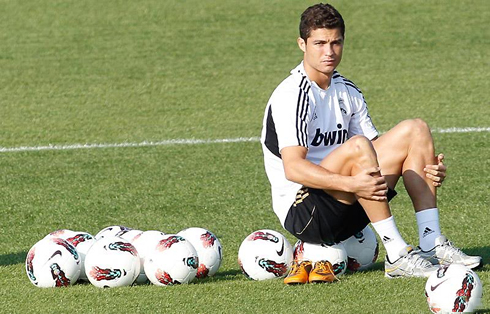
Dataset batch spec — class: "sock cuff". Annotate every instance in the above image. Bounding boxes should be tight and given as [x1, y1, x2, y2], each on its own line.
[371, 215, 395, 230]
[415, 208, 439, 224]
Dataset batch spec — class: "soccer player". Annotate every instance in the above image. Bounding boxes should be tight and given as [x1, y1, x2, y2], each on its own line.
[261, 3, 482, 284]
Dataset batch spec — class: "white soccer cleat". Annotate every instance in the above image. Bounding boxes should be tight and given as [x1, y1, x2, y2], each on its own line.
[384, 246, 438, 278]
[418, 235, 482, 269]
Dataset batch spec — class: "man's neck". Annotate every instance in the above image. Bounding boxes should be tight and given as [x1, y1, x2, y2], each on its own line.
[303, 63, 333, 90]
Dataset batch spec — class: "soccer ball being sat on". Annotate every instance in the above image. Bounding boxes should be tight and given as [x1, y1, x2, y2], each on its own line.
[425, 264, 482, 314]
[238, 229, 293, 280]
[26, 238, 81, 288]
[144, 234, 199, 286]
[178, 227, 223, 278]
[84, 236, 140, 288]
[293, 241, 347, 276]
[341, 225, 379, 271]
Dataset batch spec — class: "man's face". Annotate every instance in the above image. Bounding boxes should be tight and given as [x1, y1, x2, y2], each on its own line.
[298, 27, 344, 79]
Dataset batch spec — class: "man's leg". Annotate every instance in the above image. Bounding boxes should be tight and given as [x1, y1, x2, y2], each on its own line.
[373, 119, 481, 268]
[372, 119, 442, 250]
[372, 118, 437, 211]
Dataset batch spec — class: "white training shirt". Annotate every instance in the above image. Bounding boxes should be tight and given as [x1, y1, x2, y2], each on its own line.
[261, 62, 378, 226]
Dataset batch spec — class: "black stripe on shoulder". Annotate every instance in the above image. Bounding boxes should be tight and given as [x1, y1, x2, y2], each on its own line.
[334, 73, 363, 94]
[264, 105, 281, 158]
[344, 82, 363, 94]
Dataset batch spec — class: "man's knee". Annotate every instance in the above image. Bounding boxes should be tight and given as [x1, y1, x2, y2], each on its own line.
[399, 118, 431, 138]
[347, 135, 376, 158]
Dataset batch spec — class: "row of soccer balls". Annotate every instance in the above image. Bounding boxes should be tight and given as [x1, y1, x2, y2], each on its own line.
[238, 227, 483, 314]
[26, 223, 377, 288]
[26, 226, 223, 288]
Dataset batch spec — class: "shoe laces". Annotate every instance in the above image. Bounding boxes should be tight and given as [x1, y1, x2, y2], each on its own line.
[291, 261, 310, 274]
[314, 261, 339, 280]
[289, 262, 302, 274]
[439, 239, 465, 257]
[315, 261, 332, 273]
[407, 250, 432, 269]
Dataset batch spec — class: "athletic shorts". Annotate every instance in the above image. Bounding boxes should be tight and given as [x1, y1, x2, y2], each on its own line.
[284, 187, 397, 245]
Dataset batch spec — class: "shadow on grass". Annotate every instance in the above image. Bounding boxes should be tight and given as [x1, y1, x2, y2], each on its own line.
[199, 269, 243, 282]
[466, 246, 489, 269]
[0, 251, 27, 266]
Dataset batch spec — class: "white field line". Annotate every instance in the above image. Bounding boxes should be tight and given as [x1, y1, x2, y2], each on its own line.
[432, 127, 490, 133]
[0, 127, 489, 154]
[0, 137, 261, 153]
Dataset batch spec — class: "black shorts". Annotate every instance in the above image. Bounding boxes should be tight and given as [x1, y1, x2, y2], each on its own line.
[284, 187, 397, 245]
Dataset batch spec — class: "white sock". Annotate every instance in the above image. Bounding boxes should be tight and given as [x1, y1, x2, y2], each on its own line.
[416, 208, 442, 251]
[372, 216, 408, 263]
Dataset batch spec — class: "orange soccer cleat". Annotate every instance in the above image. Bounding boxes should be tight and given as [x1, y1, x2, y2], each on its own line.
[284, 260, 312, 285]
[308, 260, 337, 283]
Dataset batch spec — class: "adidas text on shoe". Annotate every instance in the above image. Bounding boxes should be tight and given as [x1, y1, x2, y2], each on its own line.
[284, 260, 312, 285]
[309, 260, 337, 283]
[385, 246, 438, 278]
[418, 235, 482, 269]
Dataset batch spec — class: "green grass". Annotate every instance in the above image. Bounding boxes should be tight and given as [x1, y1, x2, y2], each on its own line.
[0, 0, 488, 313]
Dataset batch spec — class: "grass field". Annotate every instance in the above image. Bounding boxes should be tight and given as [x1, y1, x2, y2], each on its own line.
[0, 0, 489, 313]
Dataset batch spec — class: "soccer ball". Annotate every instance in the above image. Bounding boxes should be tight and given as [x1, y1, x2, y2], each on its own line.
[425, 264, 483, 314]
[95, 225, 133, 240]
[341, 225, 379, 271]
[238, 229, 293, 280]
[25, 238, 81, 288]
[45, 230, 96, 282]
[178, 227, 223, 278]
[116, 229, 144, 243]
[144, 234, 199, 286]
[131, 230, 167, 284]
[84, 236, 140, 288]
[293, 241, 347, 276]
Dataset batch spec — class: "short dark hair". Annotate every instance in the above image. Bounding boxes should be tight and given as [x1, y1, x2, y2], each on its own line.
[299, 3, 345, 41]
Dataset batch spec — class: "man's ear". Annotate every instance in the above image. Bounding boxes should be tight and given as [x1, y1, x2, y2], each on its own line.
[297, 37, 306, 53]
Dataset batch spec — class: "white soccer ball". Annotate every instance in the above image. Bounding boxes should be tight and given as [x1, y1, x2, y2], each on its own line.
[116, 229, 144, 243]
[293, 241, 347, 276]
[238, 229, 293, 280]
[95, 225, 132, 240]
[84, 236, 140, 288]
[45, 230, 96, 281]
[132, 230, 167, 284]
[341, 225, 379, 271]
[178, 227, 223, 278]
[144, 234, 199, 286]
[425, 264, 483, 314]
[25, 237, 81, 288]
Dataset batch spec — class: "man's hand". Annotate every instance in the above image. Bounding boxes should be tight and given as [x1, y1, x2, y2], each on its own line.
[424, 153, 446, 187]
[351, 167, 388, 201]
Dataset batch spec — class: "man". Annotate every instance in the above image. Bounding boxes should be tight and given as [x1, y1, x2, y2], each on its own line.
[261, 3, 481, 284]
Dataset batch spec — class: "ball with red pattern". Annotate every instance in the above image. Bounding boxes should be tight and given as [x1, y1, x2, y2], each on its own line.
[144, 234, 199, 286]
[26, 237, 81, 288]
[178, 227, 223, 278]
